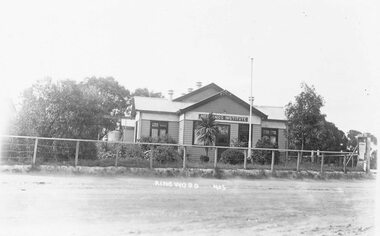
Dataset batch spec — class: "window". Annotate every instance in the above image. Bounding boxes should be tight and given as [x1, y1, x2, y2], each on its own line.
[215, 124, 230, 146]
[238, 124, 249, 147]
[262, 128, 278, 146]
[193, 121, 230, 146]
[150, 121, 168, 138]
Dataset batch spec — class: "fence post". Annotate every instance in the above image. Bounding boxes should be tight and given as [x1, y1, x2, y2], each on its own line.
[182, 146, 187, 169]
[285, 150, 288, 167]
[271, 151, 275, 173]
[74, 141, 80, 167]
[243, 149, 247, 169]
[32, 138, 38, 167]
[296, 151, 300, 172]
[352, 155, 354, 168]
[115, 144, 119, 167]
[214, 147, 218, 169]
[317, 150, 320, 164]
[343, 155, 347, 173]
[149, 146, 153, 169]
[320, 153, 324, 174]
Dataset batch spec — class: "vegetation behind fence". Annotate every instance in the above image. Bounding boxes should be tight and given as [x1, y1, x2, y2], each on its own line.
[0, 135, 362, 173]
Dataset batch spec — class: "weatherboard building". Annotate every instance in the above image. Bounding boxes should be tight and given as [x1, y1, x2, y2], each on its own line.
[123, 83, 287, 160]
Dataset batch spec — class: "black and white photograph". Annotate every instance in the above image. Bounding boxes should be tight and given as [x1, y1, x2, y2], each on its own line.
[0, 0, 379, 235]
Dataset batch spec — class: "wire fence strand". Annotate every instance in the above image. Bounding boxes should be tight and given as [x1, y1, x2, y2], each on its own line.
[0, 135, 362, 172]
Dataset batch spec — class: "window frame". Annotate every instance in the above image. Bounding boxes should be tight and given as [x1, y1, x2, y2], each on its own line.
[193, 121, 231, 146]
[150, 120, 169, 138]
[238, 124, 249, 147]
[261, 128, 279, 146]
[215, 124, 230, 147]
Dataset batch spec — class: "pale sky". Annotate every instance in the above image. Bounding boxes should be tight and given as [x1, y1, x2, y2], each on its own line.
[1, 0, 379, 138]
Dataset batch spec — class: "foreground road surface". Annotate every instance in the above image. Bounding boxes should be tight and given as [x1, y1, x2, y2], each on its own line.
[0, 174, 376, 235]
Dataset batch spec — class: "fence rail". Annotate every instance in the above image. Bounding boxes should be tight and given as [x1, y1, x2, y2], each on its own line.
[0, 135, 361, 173]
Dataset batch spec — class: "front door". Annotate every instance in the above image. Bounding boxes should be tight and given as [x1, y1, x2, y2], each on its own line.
[215, 124, 230, 160]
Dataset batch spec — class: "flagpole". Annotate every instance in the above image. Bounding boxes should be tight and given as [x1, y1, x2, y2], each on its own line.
[248, 58, 253, 160]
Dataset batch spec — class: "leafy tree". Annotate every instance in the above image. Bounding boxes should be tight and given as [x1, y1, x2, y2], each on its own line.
[82, 77, 130, 117]
[285, 83, 325, 150]
[317, 121, 348, 151]
[16, 77, 129, 140]
[365, 133, 377, 145]
[347, 130, 362, 151]
[195, 113, 219, 157]
[132, 88, 163, 98]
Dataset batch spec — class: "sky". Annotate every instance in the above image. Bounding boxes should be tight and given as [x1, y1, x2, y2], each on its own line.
[0, 0, 379, 138]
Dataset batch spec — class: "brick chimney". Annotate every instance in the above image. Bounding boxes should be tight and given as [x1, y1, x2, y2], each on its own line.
[196, 82, 202, 89]
[168, 90, 174, 101]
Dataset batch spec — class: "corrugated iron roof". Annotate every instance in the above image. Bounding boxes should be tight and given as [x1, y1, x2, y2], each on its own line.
[254, 106, 286, 121]
[134, 96, 194, 113]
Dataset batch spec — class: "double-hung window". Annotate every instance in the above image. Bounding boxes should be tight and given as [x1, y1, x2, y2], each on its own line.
[262, 128, 278, 146]
[150, 121, 168, 138]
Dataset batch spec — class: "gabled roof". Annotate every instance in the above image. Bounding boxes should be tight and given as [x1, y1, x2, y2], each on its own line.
[173, 83, 224, 102]
[133, 96, 194, 113]
[178, 90, 268, 119]
[255, 106, 286, 121]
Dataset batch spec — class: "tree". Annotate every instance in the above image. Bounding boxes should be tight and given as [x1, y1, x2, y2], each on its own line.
[317, 121, 348, 151]
[132, 88, 163, 98]
[285, 83, 326, 150]
[347, 130, 362, 151]
[365, 133, 377, 145]
[195, 113, 219, 157]
[82, 77, 130, 117]
[15, 77, 129, 140]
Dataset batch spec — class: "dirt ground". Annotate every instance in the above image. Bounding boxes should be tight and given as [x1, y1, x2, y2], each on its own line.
[0, 174, 376, 236]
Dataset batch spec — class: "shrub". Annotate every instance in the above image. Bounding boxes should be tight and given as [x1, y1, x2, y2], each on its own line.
[252, 137, 279, 165]
[200, 155, 209, 163]
[79, 142, 97, 160]
[152, 146, 180, 164]
[121, 144, 144, 159]
[138, 135, 178, 152]
[230, 137, 248, 147]
[220, 149, 244, 165]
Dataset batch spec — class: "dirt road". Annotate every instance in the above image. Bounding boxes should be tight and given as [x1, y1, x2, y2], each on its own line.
[0, 174, 376, 235]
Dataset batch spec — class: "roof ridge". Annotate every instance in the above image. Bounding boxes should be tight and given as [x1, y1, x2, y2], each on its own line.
[255, 105, 284, 108]
[133, 96, 168, 100]
[173, 83, 224, 101]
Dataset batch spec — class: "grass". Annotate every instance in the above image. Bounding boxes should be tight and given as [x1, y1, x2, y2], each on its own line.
[1, 156, 365, 172]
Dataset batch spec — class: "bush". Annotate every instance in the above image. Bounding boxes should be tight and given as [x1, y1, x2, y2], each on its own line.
[220, 149, 244, 165]
[230, 137, 248, 147]
[200, 155, 209, 163]
[138, 135, 178, 152]
[152, 146, 180, 164]
[121, 144, 144, 159]
[252, 137, 279, 165]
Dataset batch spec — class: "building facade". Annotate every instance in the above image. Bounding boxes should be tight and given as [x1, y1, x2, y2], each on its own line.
[124, 83, 287, 161]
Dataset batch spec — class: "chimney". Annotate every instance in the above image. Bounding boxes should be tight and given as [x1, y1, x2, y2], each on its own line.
[168, 90, 174, 101]
[196, 82, 202, 89]
[188, 88, 193, 93]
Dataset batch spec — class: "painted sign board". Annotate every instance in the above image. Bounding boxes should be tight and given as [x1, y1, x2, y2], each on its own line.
[198, 114, 248, 122]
